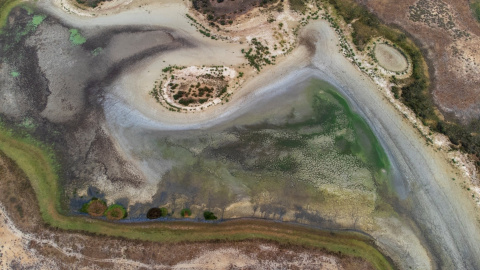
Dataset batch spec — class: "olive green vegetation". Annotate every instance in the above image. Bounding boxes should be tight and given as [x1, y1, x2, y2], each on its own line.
[471, 0, 480, 22]
[0, 122, 394, 270]
[326, 0, 480, 168]
[69, 29, 86, 45]
[0, 0, 21, 32]
[289, 0, 308, 13]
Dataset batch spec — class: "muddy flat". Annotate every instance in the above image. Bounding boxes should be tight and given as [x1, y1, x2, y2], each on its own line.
[374, 43, 408, 72]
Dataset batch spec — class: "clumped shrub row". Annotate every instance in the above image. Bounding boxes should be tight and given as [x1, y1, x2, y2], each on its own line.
[147, 207, 218, 220]
[80, 198, 127, 220]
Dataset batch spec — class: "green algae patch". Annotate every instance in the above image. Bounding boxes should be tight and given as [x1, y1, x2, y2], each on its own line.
[69, 29, 86, 45]
[17, 14, 46, 37]
[31, 14, 46, 27]
[10, 71, 19, 77]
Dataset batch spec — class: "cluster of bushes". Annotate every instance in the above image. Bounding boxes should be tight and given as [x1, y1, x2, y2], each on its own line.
[173, 90, 186, 100]
[147, 207, 218, 220]
[327, 0, 480, 169]
[75, 0, 106, 8]
[243, 38, 275, 71]
[80, 198, 127, 220]
[179, 97, 195, 106]
[147, 207, 168, 219]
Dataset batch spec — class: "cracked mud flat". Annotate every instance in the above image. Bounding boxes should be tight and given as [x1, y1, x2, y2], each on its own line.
[0, 0, 479, 269]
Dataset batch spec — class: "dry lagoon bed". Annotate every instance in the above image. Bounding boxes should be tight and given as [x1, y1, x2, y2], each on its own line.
[0, 0, 479, 269]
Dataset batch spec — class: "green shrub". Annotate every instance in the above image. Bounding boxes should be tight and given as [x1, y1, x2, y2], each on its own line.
[181, 208, 192, 217]
[80, 198, 107, 217]
[203, 211, 217, 220]
[146, 207, 168, 219]
[104, 204, 127, 220]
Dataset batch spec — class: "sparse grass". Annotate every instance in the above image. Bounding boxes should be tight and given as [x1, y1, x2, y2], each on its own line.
[289, 0, 308, 13]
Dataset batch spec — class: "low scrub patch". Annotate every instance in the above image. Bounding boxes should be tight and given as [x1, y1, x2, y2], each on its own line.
[81, 198, 107, 217]
[104, 204, 127, 220]
[147, 207, 168, 219]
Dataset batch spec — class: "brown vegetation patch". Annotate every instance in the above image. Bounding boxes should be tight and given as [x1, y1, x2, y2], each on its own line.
[87, 200, 107, 217]
[192, 0, 280, 24]
[105, 208, 123, 220]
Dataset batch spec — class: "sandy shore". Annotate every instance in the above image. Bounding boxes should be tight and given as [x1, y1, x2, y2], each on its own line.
[26, 0, 480, 268]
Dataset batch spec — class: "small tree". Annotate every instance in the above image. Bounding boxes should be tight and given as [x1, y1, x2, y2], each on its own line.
[203, 211, 217, 220]
[181, 208, 192, 217]
[147, 207, 168, 219]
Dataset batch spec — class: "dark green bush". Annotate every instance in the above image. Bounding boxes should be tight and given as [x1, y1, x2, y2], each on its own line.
[203, 211, 217, 220]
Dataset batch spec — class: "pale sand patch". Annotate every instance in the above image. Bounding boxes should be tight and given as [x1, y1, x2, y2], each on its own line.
[0, 207, 41, 269]
[374, 43, 408, 72]
[173, 247, 343, 270]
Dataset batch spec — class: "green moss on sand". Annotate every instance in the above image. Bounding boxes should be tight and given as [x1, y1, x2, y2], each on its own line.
[69, 29, 86, 45]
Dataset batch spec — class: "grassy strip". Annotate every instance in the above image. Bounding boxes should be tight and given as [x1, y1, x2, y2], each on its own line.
[0, 124, 395, 270]
[471, 0, 480, 22]
[0, 0, 22, 32]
